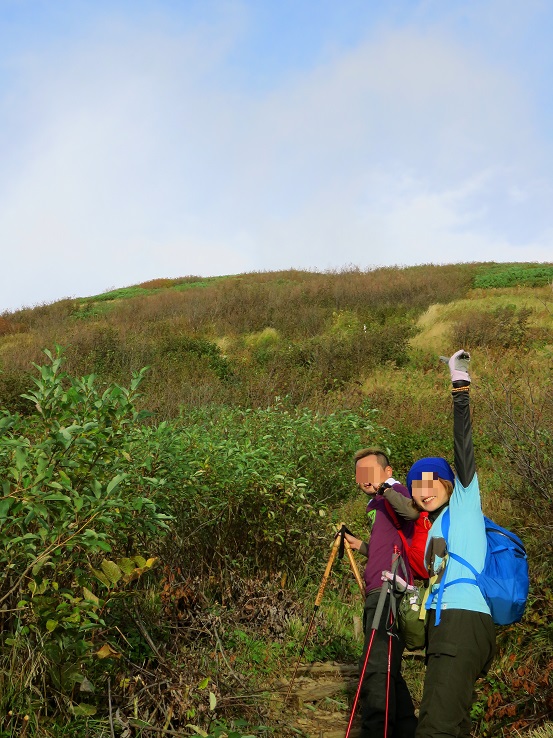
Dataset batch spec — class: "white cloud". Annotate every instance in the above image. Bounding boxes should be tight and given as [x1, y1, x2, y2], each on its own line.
[1, 9, 552, 312]
[244, 171, 553, 271]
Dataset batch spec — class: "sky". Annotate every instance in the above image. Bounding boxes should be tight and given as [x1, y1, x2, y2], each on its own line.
[1, 0, 553, 313]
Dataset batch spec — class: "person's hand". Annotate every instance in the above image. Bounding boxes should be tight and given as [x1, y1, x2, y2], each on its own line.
[440, 349, 471, 383]
[344, 532, 362, 551]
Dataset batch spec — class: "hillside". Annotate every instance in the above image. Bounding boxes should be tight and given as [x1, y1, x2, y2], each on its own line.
[1, 262, 551, 417]
[0, 261, 551, 737]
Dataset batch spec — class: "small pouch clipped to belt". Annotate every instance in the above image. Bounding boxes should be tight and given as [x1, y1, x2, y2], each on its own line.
[385, 556, 427, 652]
[398, 587, 427, 651]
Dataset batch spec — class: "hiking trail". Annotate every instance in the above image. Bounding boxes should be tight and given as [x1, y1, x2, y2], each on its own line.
[271, 661, 362, 738]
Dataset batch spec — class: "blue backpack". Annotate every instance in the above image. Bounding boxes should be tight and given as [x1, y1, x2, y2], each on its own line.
[431, 509, 529, 626]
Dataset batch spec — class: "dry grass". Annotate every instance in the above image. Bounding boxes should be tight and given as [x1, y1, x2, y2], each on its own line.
[0, 265, 551, 737]
[517, 725, 553, 738]
[409, 285, 552, 356]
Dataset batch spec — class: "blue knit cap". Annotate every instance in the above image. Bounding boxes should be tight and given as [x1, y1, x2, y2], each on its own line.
[406, 457, 455, 495]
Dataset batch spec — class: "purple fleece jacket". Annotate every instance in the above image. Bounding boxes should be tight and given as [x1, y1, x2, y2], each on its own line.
[362, 481, 415, 594]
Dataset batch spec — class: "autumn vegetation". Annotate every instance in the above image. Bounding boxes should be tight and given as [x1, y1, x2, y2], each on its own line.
[0, 262, 551, 737]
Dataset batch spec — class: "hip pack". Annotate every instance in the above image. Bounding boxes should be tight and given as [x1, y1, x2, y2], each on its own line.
[430, 508, 529, 626]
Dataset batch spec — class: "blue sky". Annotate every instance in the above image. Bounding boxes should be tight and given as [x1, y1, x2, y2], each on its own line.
[1, 0, 552, 312]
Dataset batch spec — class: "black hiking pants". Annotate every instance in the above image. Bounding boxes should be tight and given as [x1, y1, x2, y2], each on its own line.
[416, 609, 496, 738]
[359, 590, 417, 738]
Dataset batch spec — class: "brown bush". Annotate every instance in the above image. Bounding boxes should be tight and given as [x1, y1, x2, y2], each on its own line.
[7, 298, 78, 332]
[479, 360, 553, 522]
[0, 264, 480, 415]
[138, 278, 177, 289]
[452, 305, 534, 349]
[0, 317, 14, 337]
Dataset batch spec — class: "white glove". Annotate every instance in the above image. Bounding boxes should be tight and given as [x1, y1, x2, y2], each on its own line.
[440, 350, 471, 383]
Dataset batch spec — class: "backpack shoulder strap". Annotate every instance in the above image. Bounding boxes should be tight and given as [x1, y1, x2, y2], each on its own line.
[442, 506, 450, 538]
[428, 507, 479, 625]
[429, 508, 451, 623]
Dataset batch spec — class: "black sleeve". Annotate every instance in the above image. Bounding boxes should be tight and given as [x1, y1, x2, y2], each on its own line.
[453, 380, 475, 487]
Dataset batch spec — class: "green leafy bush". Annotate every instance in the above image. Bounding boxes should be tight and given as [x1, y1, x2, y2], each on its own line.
[251, 319, 415, 392]
[138, 399, 382, 579]
[0, 369, 34, 415]
[160, 335, 233, 381]
[474, 265, 553, 289]
[0, 349, 169, 714]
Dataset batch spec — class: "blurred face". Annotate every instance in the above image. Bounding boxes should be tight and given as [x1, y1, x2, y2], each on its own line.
[356, 455, 392, 496]
[411, 472, 450, 512]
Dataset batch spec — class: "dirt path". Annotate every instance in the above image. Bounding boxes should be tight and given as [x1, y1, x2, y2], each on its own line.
[271, 661, 362, 738]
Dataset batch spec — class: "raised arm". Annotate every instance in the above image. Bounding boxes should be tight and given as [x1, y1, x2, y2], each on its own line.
[382, 485, 420, 521]
[446, 350, 476, 487]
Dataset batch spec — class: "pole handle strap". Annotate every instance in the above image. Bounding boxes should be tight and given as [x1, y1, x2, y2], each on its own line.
[370, 580, 390, 631]
[335, 523, 356, 560]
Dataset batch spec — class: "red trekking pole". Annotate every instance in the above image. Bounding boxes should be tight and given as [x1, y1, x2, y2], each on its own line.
[346, 546, 404, 738]
[383, 546, 403, 736]
[344, 577, 390, 738]
[384, 608, 393, 735]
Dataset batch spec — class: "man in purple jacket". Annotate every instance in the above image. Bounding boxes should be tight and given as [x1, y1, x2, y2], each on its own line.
[345, 448, 418, 738]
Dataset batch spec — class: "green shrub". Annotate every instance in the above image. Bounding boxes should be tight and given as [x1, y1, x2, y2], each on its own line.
[65, 324, 132, 377]
[0, 368, 34, 415]
[474, 265, 553, 289]
[0, 349, 169, 715]
[252, 319, 415, 391]
[160, 335, 233, 381]
[138, 399, 383, 579]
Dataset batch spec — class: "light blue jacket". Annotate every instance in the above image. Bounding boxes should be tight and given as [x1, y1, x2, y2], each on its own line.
[426, 474, 490, 616]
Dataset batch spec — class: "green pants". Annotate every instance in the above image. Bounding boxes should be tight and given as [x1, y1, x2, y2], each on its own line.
[416, 609, 496, 738]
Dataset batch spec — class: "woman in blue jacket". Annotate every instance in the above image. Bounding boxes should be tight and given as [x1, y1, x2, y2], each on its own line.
[406, 350, 496, 738]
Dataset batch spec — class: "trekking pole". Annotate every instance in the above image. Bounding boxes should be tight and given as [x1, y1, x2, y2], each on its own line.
[343, 536, 366, 599]
[344, 578, 390, 738]
[382, 546, 403, 738]
[284, 530, 342, 704]
[335, 522, 366, 600]
[383, 609, 394, 738]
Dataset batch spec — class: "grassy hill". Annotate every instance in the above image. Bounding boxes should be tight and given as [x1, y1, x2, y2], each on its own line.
[0, 261, 551, 736]
[1, 262, 551, 416]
